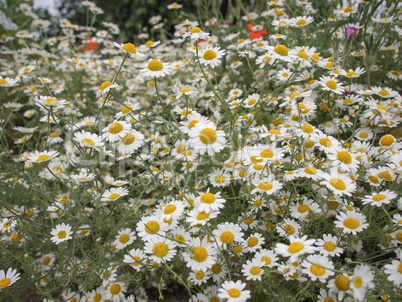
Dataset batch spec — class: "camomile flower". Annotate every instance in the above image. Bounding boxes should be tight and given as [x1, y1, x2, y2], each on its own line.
[327, 149, 359, 173]
[144, 235, 177, 263]
[0, 76, 19, 87]
[96, 81, 119, 97]
[302, 254, 335, 282]
[189, 270, 212, 286]
[22, 47, 50, 59]
[289, 16, 314, 28]
[251, 176, 283, 195]
[34, 95, 68, 109]
[50, 223, 72, 244]
[123, 248, 147, 271]
[0, 218, 17, 233]
[340, 67, 365, 79]
[275, 235, 317, 262]
[350, 265, 375, 301]
[100, 187, 129, 202]
[321, 170, 356, 196]
[334, 211, 369, 235]
[104, 281, 127, 302]
[102, 120, 131, 142]
[218, 280, 251, 302]
[318, 76, 345, 94]
[183, 237, 217, 272]
[160, 200, 186, 220]
[113, 228, 137, 250]
[136, 215, 169, 241]
[73, 131, 103, 149]
[186, 207, 219, 226]
[243, 93, 260, 108]
[316, 234, 344, 257]
[71, 171, 96, 184]
[27, 150, 59, 163]
[189, 122, 226, 156]
[361, 190, 397, 207]
[198, 47, 226, 68]
[209, 169, 231, 187]
[254, 249, 278, 268]
[194, 189, 226, 213]
[245, 233, 265, 253]
[116, 130, 144, 153]
[255, 53, 273, 68]
[140, 59, 172, 78]
[182, 26, 210, 40]
[113, 42, 144, 57]
[0, 268, 20, 289]
[242, 259, 265, 281]
[276, 218, 301, 237]
[383, 253, 402, 287]
[212, 222, 244, 250]
[379, 134, 396, 149]
[266, 44, 294, 62]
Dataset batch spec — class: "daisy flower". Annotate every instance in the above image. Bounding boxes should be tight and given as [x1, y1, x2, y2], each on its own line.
[104, 281, 127, 302]
[186, 208, 220, 226]
[96, 81, 119, 97]
[242, 259, 265, 281]
[102, 120, 131, 142]
[321, 170, 356, 196]
[246, 233, 265, 253]
[0, 77, 19, 87]
[251, 176, 282, 195]
[218, 280, 251, 302]
[160, 200, 185, 220]
[189, 270, 212, 286]
[183, 237, 217, 272]
[27, 150, 59, 163]
[316, 234, 344, 257]
[144, 235, 177, 263]
[113, 42, 144, 57]
[289, 16, 314, 28]
[266, 44, 294, 62]
[140, 59, 172, 78]
[0, 268, 20, 289]
[255, 53, 272, 68]
[0, 218, 17, 233]
[212, 222, 244, 249]
[334, 211, 369, 235]
[209, 169, 231, 188]
[71, 171, 96, 184]
[123, 248, 147, 271]
[198, 47, 226, 68]
[318, 76, 345, 94]
[73, 131, 103, 149]
[116, 130, 144, 153]
[301, 254, 335, 282]
[254, 249, 278, 268]
[383, 253, 402, 287]
[188, 122, 226, 156]
[113, 228, 137, 250]
[100, 187, 129, 202]
[50, 223, 73, 244]
[34, 96, 68, 109]
[182, 26, 210, 40]
[379, 134, 396, 149]
[361, 190, 397, 207]
[327, 149, 359, 173]
[350, 265, 375, 301]
[194, 190, 226, 213]
[275, 235, 317, 262]
[136, 215, 169, 241]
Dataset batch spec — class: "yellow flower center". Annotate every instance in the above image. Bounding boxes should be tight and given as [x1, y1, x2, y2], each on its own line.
[153, 242, 168, 257]
[344, 6, 353, 12]
[0, 279, 11, 288]
[335, 275, 350, 291]
[100, 81, 113, 91]
[262, 56, 271, 63]
[391, 70, 401, 76]
[343, 217, 359, 229]
[36, 154, 50, 162]
[297, 50, 308, 60]
[108, 193, 120, 200]
[380, 135, 394, 146]
[122, 43, 137, 54]
[176, 234, 185, 243]
[145, 221, 160, 234]
[261, 256, 271, 265]
[301, 124, 314, 133]
[274, 44, 288, 56]
[145, 41, 154, 47]
[220, 231, 235, 244]
[148, 59, 163, 71]
[353, 276, 363, 288]
[196, 211, 210, 220]
[57, 230, 67, 239]
[196, 271, 204, 279]
[298, 204, 309, 213]
[199, 128, 217, 144]
[258, 181, 273, 191]
[200, 192, 216, 204]
[304, 167, 317, 175]
[330, 178, 346, 190]
[228, 289, 241, 298]
[119, 234, 130, 243]
[82, 138, 95, 146]
[190, 27, 202, 33]
[319, 138, 332, 147]
[310, 264, 325, 276]
[109, 122, 124, 134]
[93, 293, 102, 302]
[203, 50, 217, 60]
[337, 151, 352, 164]
[247, 98, 256, 105]
[324, 241, 336, 251]
[193, 246, 208, 262]
[378, 171, 392, 181]
[248, 237, 258, 247]
[250, 266, 261, 275]
[122, 105, 133, 114]
[284, 225, 295, 234]
[288, 242, 304, 254]
[122, 133, 135, 145]
[326, 80, 337, 90]
[372, 194, 386, 202]
[0, 79, 8, 85]
[346, 71, 357, 77]
[43, 256, 51, 265]
[215, 175, 225, 183]
[398, 263, 402, 274]
[296, 19, 307, 26]
[180, 88, 191, 93]
[164, 204, 176, 214]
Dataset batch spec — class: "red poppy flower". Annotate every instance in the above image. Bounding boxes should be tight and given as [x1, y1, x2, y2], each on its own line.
[80, 37, 98, 51]
[247, 23, 267, 39]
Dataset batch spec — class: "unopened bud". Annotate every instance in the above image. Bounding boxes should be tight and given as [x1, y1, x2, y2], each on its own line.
[24, 162, 33, 171]
[104, 175, 113, 185]
[96, 237, 102, 243]
[24, 253, 29, 259]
